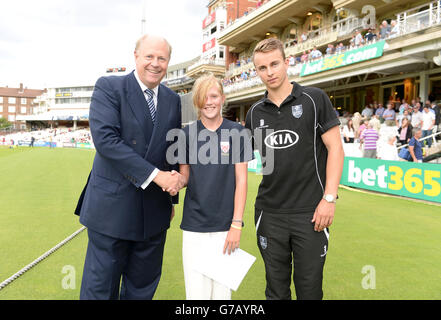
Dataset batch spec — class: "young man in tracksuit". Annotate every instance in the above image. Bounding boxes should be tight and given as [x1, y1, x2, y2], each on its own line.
[245, 38, 344, 300]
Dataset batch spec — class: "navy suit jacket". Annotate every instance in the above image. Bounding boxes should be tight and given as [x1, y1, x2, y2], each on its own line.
[75, 71, 182, 241]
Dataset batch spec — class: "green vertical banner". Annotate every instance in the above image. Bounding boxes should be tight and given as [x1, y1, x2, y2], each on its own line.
[340, 157, 441, 203]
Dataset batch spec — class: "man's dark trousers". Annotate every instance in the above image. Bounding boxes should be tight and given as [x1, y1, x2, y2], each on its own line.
[80, 228, 167, 300]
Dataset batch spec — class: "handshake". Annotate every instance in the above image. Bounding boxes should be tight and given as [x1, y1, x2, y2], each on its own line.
[154, 170, 187, 196]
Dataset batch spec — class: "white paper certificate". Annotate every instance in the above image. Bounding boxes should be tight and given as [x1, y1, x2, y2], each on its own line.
[193, 239, 256, 291]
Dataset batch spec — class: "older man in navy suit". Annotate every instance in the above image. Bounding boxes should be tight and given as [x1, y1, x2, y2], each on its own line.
[75, 34, 183, 300]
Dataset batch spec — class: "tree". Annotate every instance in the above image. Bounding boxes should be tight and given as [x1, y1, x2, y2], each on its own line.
[0, 118, 12, 129]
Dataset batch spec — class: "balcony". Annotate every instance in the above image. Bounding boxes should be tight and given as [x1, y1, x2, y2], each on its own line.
[186, 58, 226, 78]
[217, 0, 332, 50]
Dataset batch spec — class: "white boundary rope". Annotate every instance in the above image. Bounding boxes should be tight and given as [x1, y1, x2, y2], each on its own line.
[0, 226, 86, 291]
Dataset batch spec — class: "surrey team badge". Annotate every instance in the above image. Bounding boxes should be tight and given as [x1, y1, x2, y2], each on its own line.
[292, 104, 303, 118]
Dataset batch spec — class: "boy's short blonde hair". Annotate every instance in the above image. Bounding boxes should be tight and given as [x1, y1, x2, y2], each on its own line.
[252, 38, 286, 62]
[192, 73, 224, 119]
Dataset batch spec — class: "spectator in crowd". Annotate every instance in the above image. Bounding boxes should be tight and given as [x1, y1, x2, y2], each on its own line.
[379, 20, 391, 39]
[398, 99, 408, 114]
[358, 119, 369, 138]
[361, 105, 373, 118]
[335, 42, 345, 54]
[360, 122, 379, 158]
[389, 20, 399, 37]
[397, 117, 413, 146]
[300, 32, 308, 42]
[375, 103, 385, 117]
[325, 44, 335, 56]
[342, 119, 355, 143]
[354, 30, 364, 47]
[348, 36, 356, 50]
[301, 51, 309, 63]
[352, 112, 362, 139]
[382, 103, 396, 125]
[421, 105, 436, 147]
[289, 55, 296, 66]
[431, 103, 441, 134]
[370, 116, 381, 132]
[379, 135, 399, 161]
[396, 109, 411, 127]
[309, 46, 322, 60]
[410, 104, 423, 129]
[364, 28, 377, 42]
[408, 129, 424, 162]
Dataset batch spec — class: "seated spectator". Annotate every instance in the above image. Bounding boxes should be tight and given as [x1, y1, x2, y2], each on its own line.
[300, 32, 308, 42]
[408, 129, 424, 162]
[360, 122, 379, 158]
[397, 117, 413, 146]
[375, 103, 385, 117]
[342, 119, 355, 143]
[379, 135, 399, 161]
[398, 99, 408, 114]
[361, 105, 373, 118]
[396, 110, 411, 127]
[382, 103, 396, 124]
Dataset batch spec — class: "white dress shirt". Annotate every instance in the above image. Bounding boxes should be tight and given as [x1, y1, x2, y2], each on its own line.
[133, 71, 160, 189]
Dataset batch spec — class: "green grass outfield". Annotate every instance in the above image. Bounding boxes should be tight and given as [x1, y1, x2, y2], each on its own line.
[0, 146, 440, 300]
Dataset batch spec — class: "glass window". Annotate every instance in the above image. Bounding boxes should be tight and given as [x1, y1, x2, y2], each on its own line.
[8, 97, 16, 104]
[8, 106, 16, 113]
[8, 115, 15, 121]
[21, 107, 27, 114]
[21, 98, 27, 105]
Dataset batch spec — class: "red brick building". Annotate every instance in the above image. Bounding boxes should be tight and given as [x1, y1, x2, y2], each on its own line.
[0, 84, 46, 130]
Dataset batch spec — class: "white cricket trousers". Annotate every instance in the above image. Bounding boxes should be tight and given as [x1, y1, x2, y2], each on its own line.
[182, 230, 231, 300]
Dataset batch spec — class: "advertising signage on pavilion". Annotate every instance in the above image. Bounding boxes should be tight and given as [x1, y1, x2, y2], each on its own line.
[300, 40, 386, 77]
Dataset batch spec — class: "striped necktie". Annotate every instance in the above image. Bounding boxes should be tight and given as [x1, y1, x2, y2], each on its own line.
[144, 88, 156, 123]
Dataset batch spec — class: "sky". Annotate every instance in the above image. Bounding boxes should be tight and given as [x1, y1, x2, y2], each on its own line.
[0, 0, 207, 89]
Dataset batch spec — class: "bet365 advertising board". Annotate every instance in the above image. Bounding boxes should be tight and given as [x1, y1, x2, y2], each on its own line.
[341, 157, 441, 203]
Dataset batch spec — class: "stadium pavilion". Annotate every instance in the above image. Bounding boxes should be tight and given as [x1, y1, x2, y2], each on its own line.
[171, 0, 441, 123]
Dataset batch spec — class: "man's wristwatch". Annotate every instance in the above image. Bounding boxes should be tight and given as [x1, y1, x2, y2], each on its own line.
[323, 194, 338, 203]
